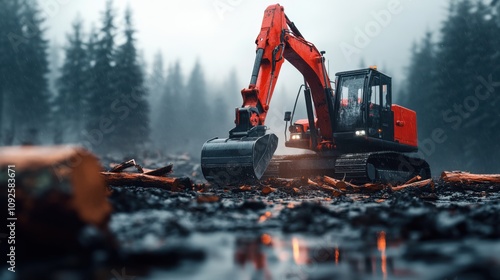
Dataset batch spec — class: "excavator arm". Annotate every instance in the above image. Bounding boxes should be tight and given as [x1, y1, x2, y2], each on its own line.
[201, 4, 335, 185]
[233, 4, 335, 147]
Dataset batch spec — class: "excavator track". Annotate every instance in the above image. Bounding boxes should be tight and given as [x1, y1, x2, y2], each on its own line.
[262, 152, 430, 184]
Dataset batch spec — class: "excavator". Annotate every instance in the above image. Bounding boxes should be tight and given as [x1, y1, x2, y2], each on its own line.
[201, 4, 430, 185]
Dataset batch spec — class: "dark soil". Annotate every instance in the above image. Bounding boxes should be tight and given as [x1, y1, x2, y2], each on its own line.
[5, 155, 500, 280]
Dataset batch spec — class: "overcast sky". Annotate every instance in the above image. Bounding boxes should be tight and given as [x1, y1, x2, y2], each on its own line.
[45, 0, 448, 84]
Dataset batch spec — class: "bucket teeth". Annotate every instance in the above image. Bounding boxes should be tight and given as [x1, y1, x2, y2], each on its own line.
[201, 133, 278, 186]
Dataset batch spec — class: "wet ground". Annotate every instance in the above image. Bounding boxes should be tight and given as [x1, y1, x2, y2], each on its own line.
[3, 154, 500, 280]
[105, 175, 500, 280]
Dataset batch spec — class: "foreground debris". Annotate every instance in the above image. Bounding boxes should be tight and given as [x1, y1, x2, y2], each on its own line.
[3, 146, 500, 280]
[0, 145, 113, 261]
[102, 158, 191, 190]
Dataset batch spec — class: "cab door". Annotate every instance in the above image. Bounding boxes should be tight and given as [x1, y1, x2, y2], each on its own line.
[379, 74, 394, 141]
[368, 74, 382, 137]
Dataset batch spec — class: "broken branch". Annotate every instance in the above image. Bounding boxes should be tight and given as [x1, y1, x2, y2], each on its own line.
[101, 172, 191, 190]
[392, 179, 434, 191]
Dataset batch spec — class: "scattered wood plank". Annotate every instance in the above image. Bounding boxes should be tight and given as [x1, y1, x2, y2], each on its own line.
[262, 186, 276, 195]
[101, 172, 191, 190]
[143, 164, 173, 176]
[392, 179, 434, 191]
[109, 159, 136, 172]
[239, 185, 252, 191]
[404, 175, 422, 185]
[307, 178, 319, 186]
[361, 183, 386, 192]
[197, 195, 220, 203]
[317, 184, 344, 197]
[323, 176, 357, 191]
[441, 171, 500, 184]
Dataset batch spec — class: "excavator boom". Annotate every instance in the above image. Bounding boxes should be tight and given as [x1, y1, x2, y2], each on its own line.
[201, 4, 336, 185]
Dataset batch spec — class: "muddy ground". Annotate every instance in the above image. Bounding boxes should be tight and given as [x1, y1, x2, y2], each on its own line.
[3, 154, 500, 280]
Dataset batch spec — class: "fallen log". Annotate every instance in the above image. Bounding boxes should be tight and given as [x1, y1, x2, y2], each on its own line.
[441, 171, 500, 184]
[392, 178, 434, 191]
[101, 172, 191, 190]
[0, 145, 113, 259]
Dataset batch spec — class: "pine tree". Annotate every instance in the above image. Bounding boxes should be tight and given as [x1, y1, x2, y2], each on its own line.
[155, 61, 185, 151]
[112, 7, 149, 152]
[406, 0, 500, 172]
[185, 60, 210, 151]
[148, 51, 165, 126]
[48, 40, 61, 99]
[405, 32, 436, 143]
[219, 68, 241, 134]
[85, 0, 117, 153]
[55, 18, 88, 142]
[0, 0, 23, 140]
[12, 0, 51, 143]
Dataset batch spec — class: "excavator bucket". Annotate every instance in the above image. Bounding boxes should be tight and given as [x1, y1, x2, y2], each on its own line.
[201, 133, 278, 185]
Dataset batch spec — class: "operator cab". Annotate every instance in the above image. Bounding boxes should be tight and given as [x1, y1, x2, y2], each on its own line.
[285, 67, 418, 154]
[334, 67, 393, 142]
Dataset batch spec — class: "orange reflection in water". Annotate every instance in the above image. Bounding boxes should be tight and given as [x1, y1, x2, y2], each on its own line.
[377, 231, 387, 280]
[261, 233, 272, 246]
[335, 246, 340, 265]
[292, 237, 308, 265]
[258, 211, 272, 223]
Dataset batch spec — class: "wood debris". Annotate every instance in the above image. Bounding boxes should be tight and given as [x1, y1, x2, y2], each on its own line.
[441, 171, 500, 184]
[0, 146, 113, 257]
[101, 172, 191, 190]
[197, 195, 220, 203]
[261, 186, 276, 195]
[103, 159, 190, 190]
[392, 178, 434, 191]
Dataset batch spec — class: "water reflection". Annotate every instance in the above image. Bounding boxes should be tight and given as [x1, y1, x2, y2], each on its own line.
[378, 231, 387, 280]
[233, 232, 397, 279]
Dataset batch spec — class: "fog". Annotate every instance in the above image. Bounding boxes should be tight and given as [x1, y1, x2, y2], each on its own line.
[46, 0, 445, 85]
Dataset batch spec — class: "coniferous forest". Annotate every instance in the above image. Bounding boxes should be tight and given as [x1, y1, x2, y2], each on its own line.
[402, 0, 500, 173]
[0, 0, 499, 174]
[0, 0, 237, 157]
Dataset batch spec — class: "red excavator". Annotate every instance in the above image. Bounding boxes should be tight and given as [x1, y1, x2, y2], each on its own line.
[201, 4, 430, 185]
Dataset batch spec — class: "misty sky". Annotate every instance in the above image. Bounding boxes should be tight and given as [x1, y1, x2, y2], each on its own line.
[46, 0, 447, 84]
